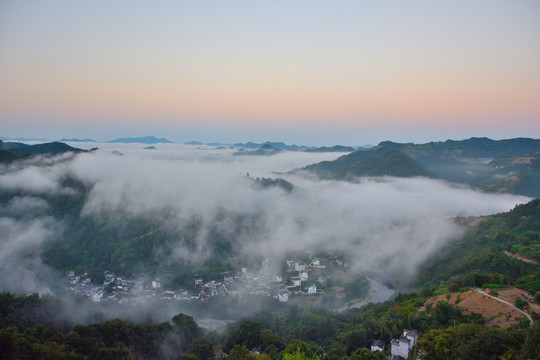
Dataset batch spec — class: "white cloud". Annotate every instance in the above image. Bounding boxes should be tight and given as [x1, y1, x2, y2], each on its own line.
[0, 145, 531, 291]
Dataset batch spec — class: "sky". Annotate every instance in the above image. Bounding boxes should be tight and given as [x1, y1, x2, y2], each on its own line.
[1, 1, 539, 146]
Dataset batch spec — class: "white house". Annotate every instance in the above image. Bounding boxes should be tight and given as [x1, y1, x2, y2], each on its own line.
[299, 271, 308, 281]
[391, 329, 419, 359]
[295, 262, 306, 272]
[312, 258, 320, 266]
[370, 340, 385, 352]
[152, 280, 162, 289]
[403, 329, 419, 347]
[307, 283, 317, 294]
[275, 275, 283, 282]
[291, 277, 301, 287]
[391, 337, 410, 359]
[278, 292, 289, 302]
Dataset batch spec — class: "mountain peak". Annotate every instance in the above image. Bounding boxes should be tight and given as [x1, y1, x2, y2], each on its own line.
[107, 136, 173, 144]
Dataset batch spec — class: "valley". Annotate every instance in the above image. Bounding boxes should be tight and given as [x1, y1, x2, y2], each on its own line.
[0, 137, 539, 359]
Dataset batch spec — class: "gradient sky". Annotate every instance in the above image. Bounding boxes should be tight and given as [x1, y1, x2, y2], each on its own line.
[1, 1, 539, 145]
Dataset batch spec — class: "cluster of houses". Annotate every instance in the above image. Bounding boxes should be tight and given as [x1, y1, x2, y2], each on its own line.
[65, 271, 105, 302]
[64, 255, 326, 304]
[284, 257, 324, 296]
[64, 271, 191, 303]
[193, 256, 325, 303]
[370, 329, 419, 360]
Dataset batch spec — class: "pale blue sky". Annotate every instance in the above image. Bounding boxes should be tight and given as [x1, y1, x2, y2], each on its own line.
[1, 1, 539, 145]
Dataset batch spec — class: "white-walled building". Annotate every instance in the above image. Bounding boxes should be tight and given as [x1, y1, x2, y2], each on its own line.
[371, 340, 385, 352]
[391, 329, 419, 359]
[278, 292, 289, 302]
[290, 277, 302, 287]
[307, 283, 317, 294]
[391, 337, 410, 359]
[403, 329, 419, 347]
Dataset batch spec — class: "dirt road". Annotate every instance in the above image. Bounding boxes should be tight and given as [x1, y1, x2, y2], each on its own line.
[474, 288, 533, 326]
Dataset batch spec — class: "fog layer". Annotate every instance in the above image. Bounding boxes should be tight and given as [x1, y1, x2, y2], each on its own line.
[0, 145, 530, 294]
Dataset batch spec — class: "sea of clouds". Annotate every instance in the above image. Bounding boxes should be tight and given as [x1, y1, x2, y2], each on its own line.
[0, 143, 531, 295]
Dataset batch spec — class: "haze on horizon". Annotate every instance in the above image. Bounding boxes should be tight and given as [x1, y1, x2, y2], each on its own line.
[1, 1, 539, 145]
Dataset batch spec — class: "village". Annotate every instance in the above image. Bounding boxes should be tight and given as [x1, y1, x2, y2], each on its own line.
[64, 254, 328, 304]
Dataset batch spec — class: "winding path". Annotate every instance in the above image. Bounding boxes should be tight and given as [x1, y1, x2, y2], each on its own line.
[504, 251, 538, 265]
[474, 288, 533, 326]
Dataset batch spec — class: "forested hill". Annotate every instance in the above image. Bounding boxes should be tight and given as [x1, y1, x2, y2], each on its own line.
[0, 149, 30, 163]
[379, 137, 540, 159]
[0, 140, 86, 158]
[416, 199, 540, 292]
[300, 137, 540, 197]
[301, 146, 430, 179]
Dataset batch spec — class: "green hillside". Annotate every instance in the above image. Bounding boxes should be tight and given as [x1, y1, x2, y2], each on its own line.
[304, 145, 355, 153]
[482, 156, 540, 198]
[416, 199, 540, 293]
[0, 140, 86, 156]
[0, 150, 30, 163]
[8, 141, 86, 155]
[379, 137, 540, 159]
[301, 146, 430, 179]
[301, 137, 540, 197]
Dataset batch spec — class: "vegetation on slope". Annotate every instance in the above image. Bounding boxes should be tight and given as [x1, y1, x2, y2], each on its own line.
[301, 137, 540, 197]
[416, 199, 540, 295]
[301, 146, 430, 179]
[0, 140, 86, 156]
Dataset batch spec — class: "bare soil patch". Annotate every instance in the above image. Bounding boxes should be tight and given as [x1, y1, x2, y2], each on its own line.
[510, 156, 534, 165]
[420, 289, 529, 328]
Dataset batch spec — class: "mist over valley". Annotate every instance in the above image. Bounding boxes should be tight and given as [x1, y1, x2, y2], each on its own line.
[1, 137, 539, 359]
[0, 140, 531, 297]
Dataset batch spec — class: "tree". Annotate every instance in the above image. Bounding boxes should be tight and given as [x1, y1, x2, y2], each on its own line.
[192, 338, 212, 360]
[232, 321, 263, 350]
[415, 328, 455, 360]
[228, 345, 253, 360]
[281, 340, 321, 360]
[514, 297, 527, 310]
[350, 348, 385, 360]
[181, 354, 199, 360]
[519, 322, 540, 360]
[172, 313, 202, 341]
[343, 329, 369, 355]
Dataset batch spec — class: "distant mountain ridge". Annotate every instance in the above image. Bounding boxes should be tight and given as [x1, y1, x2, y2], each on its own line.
[379, 137, 540, 159]
[107, 136, 173, 144]
[0, 140, 86, 162]
[59, 138, 96, 142]
[304, 145, 355, 153]
[182, 140, 366, 151]
[232, 141, 309, 151]
[302, 146, 430, 179]
[300, 137, 540, 197]
[233, 143, 283, 156]
[0, 136, 50, 142]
